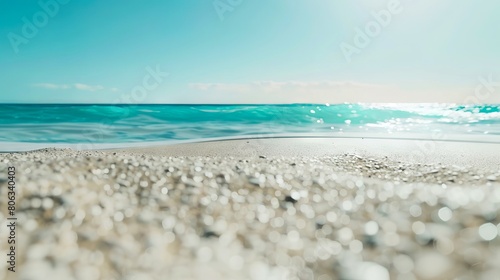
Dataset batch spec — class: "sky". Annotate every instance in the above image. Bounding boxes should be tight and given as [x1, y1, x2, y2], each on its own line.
[1, 0, 499, 104]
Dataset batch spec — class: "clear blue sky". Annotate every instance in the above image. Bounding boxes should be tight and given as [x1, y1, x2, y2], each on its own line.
[1, 0, 499, 103]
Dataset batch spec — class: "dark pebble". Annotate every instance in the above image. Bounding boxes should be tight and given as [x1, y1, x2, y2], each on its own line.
[202, 231, 219, 238]
[284, 195, 298, 204]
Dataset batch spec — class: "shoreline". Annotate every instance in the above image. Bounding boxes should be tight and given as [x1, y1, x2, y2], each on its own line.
[2, 133, 500, 152]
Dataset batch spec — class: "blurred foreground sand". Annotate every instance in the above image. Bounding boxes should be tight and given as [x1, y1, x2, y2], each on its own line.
[1, 138, 500, 280]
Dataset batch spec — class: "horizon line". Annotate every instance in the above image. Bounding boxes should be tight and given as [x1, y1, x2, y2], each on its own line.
[0, 102, 494, 106]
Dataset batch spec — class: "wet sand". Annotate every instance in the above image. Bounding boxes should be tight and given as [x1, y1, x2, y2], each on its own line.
[1, 138, 500, 280]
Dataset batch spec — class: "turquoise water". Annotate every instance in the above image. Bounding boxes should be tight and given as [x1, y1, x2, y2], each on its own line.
[1, 104, 499, 151]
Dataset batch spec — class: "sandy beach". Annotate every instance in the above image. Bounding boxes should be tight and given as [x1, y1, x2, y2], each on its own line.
[1, 138, 500, 280]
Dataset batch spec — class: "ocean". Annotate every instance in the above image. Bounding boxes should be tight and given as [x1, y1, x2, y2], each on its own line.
[1, 103, 499, 151]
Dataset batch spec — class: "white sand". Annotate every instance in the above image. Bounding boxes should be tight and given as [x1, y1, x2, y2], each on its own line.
[118, 138, 500, 171]
[1, 138, 500, 280]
